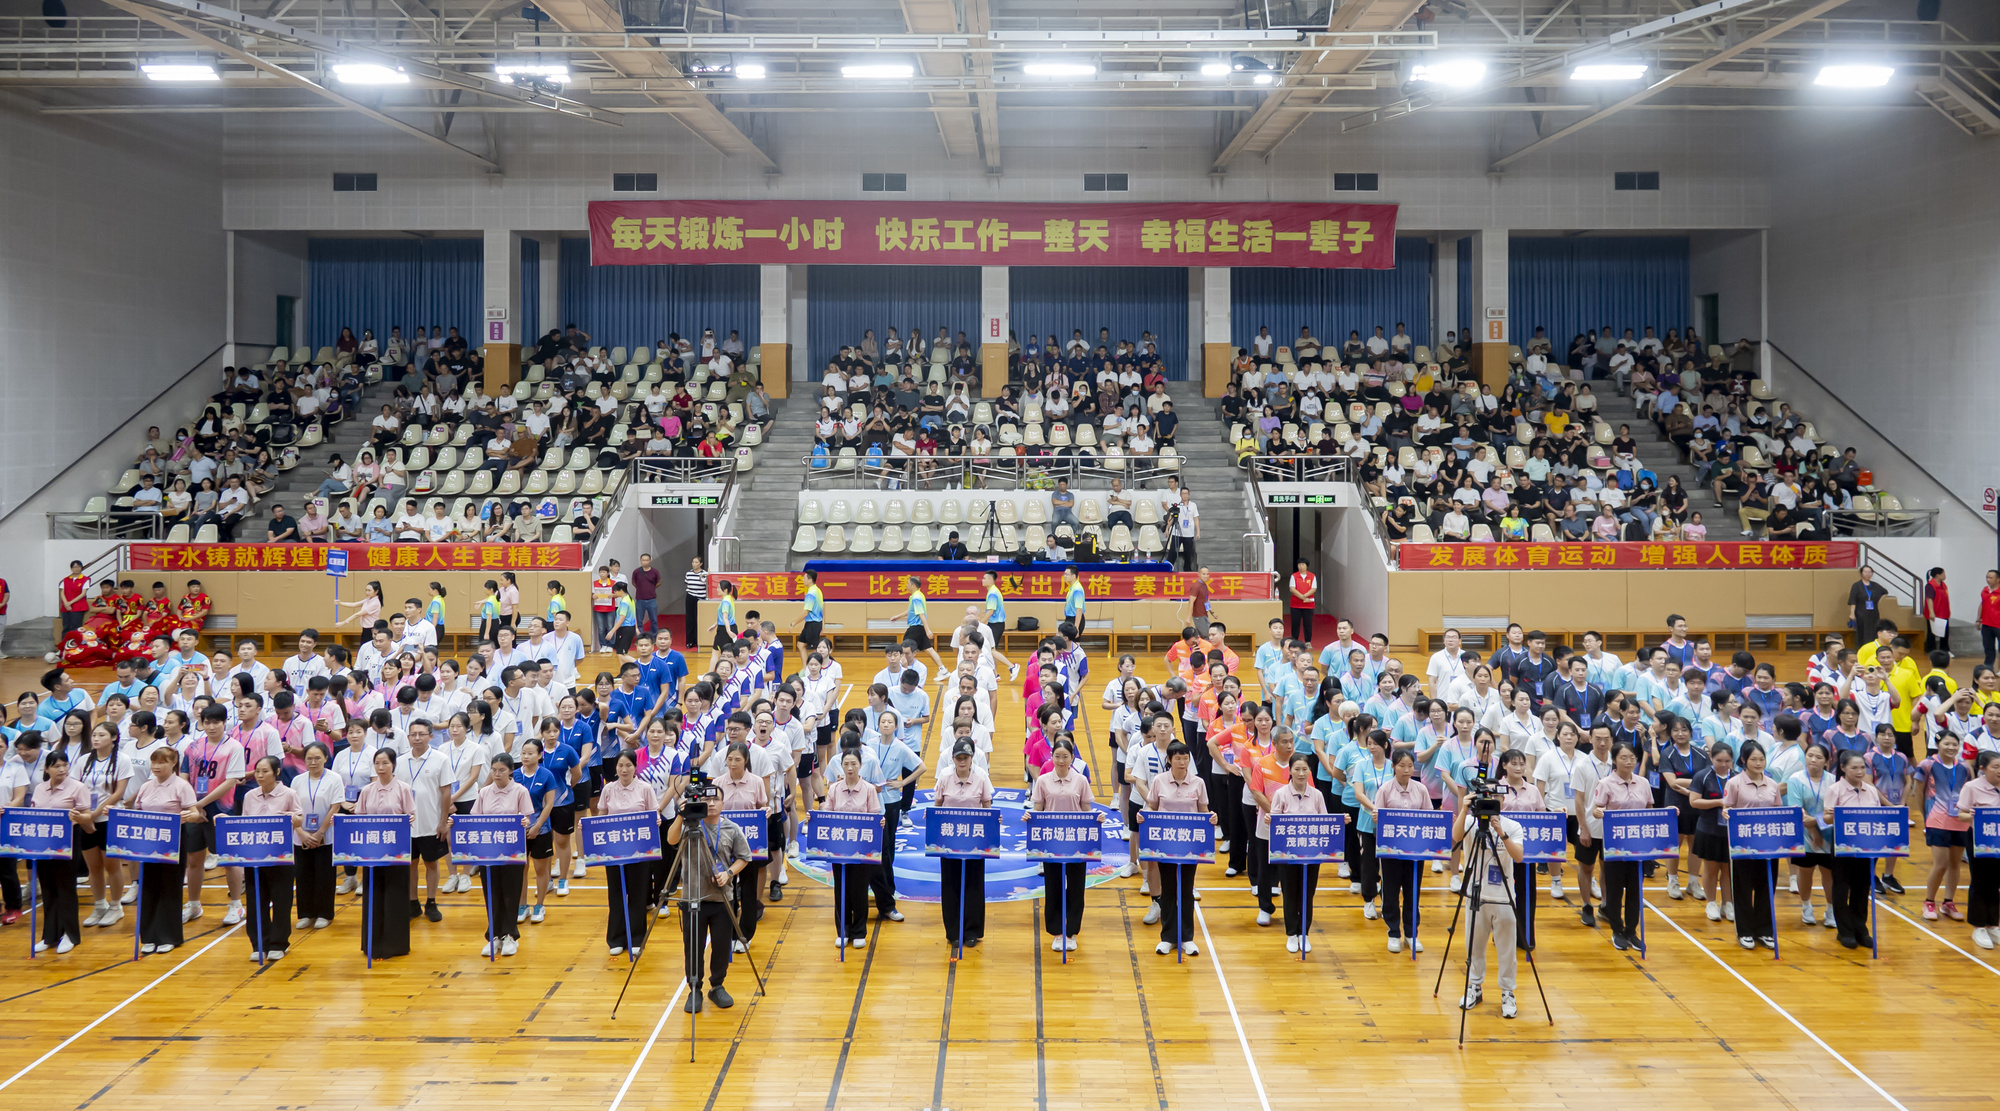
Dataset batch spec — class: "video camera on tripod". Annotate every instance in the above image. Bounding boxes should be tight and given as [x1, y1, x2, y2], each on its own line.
[1464, 770, 1505, 820]
[681, 771, 721, 821]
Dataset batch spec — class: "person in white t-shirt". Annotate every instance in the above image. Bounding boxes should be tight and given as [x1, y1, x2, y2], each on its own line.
[1427, 629, 1468, 693]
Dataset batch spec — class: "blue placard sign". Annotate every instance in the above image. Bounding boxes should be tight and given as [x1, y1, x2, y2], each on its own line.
[326, 549, 349, 577]
[332, 813, 413, 865]
[0, 808, 75, 860]
[211, 814, 295, 867]
[1024, 812, 1104, 862]
[1831, 806, 1910, 859]
[1137, 811, 1216, 864]
[1268, 813, 1347, 863]
[925, 806, 1002, 859]
[722, 810, 769, 861]
[1973, 808, 2000, 858]
[806, 810, 884, 864]
[1374, 807, 1452, 860]
[1511, 811, 1569, 864]
[578, 811, 663, 867]
[450, 814, 529, 865]
[1602, 807, 1680, 860]
[1727, 806, 1806, 858]
[105, 808, 182, 864]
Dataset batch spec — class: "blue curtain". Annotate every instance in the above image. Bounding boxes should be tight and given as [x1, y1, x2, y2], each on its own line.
[1508, 236, 1690, 351]
[520, 236, 540, 346]
[805, 265, 981, 372]
[558, 238, 759, 355]
[1010, 266, 1190, 379]
[1456, 237, 1473, 341]
[1230, 238, 1434, 354]
[306, 238, 482, 351]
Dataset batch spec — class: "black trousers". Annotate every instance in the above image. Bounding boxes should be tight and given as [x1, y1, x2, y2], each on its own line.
[870, 802, 903, 912]
[294, 845, 337, 923]
[1601, 860, 1642, 935]
[1215, 777, 1246, 872]
[1830, 858, 1875, 936]
[1278, 862, 1320, 935]
[649, 827, 677, 907]
[1731, 859, 1776, 940]
[733, 857, 765, 943]
[1514, 862, 1535, 949]
[1969, 856, 2000, 930]
[941, 858, 987, 943]
[246, 865, 295, 954]
[36, 859, 81, 946]
[1381, 858, 1418, 939]
[833, 864, 872, 940]
[0, 858, 20, 912]
[607, 862, 652, 950]
[139, 859, 184, 948]
[685, 596, 702, 647]
[1289, 606, 1315, 641]
[1247, 822, 1275, 913]
[482, 864, 525, 941]
[1042, 862, 1085, 936]
[1353, 829, 1380, 902]
[363, 865, 412, 958]
[684, 899, 733, 988]
[1158, 862, 1198, 945]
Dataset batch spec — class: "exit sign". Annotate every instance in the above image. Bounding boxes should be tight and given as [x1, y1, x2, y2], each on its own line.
[649, 494, 720, 507]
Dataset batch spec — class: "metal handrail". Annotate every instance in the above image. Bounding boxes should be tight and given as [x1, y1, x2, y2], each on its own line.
[1245, 455, 1358, 484]
[626, 457, 738, 485]
[798, 453, 1183, 491]
[48, 513, 161, 541]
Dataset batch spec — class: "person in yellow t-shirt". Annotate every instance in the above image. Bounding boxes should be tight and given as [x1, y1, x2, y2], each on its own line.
[1855, 620, 1899, 669]
[1884, 637, 1924, 750]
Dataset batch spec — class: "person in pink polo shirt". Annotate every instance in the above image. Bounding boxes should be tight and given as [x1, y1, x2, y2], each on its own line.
[1144, 740, 1215, 958]
[239, 756, 303, 961]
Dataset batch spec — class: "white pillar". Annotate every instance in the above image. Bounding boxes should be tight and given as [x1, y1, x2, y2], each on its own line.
[224, 230, 239, 366]
[1468, 228, 1508, 347]
[529, 232, 560, 338]
[759, 264, 791, 347]
[788, 264, 810, 381]
[1434, 236, 1458, 349]
[482, 229, 522, 346]
[1757, 228, 1771, 383]
[980, 266, 1010, 393]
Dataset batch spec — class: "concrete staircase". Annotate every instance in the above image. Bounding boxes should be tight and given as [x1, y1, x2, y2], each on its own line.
[1584, 390, 1735, 525]
[1163, 383, 1259, 572]
[727, 398, 817, 570]
[249, 378, 400, 530]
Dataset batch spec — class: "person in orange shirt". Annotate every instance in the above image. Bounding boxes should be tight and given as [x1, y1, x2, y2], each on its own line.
[1164, 626, 1207, 674]
[1239, 708, 1292, 926]
[1206, 691, 1251, 877]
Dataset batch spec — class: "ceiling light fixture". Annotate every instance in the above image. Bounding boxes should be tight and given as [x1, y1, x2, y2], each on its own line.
[141, 62, 219, 82]
[494, 62, 569, 84]
[1814, 64, 1894, 88]
[735, 62, 766, 80]
[842, 63, 913, 80]
[1253, 72, 1275, 85]
[1411, 59, 1485, 87]
[1199, 60, 1231, 77]
[1022, 61, 1096, 77]
[332, 62, 409, 85]
[1570, 63, 1648, 81]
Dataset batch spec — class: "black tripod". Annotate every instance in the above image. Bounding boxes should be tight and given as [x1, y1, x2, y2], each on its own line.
[611, 815, 767, 1064]
[1429, 811, 1552, 1044]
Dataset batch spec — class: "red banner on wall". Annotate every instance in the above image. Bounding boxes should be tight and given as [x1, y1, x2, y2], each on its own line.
[709, 569, 1273, 603]
[1394, 541, 1860, 571]
[129, 544, 586, 572]
[589, 200, 1399, 270]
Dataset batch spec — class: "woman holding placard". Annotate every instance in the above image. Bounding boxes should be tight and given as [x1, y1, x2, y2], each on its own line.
[1372, 749, 1431, 954]
[599, 751, 660, 957]
[1030, 736, 1091, 952]
[822, 748, 883, 948]
[1723, 741, 1784, 950]
[1589, 742, 1653, 952]
[293, 741, 341, 930]
[240, 756, 302, 961]
[127, 747, 198, 955]
[714, 742, 771, 950]
[30, 749, 91, 953]
[1955, 751, 2000, 950]
[354, 748, 416, 959]
[1826, 750, 1883, 950]
[1269, 752, 1328, 954]
[936, 739, 997, 951]
[1144, 740, 1214, 958]
[473, 752, 533, 957]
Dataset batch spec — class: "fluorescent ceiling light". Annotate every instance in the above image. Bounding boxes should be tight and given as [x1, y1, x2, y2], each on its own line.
[1023, 61, 1096, 77]
[332, 62, 408, 85]
[142, 63, 218, 82]
[842, 63, 913, 79]
[1252, 72, 1275, 85]
[1814, 64, 1893, 88]
[1571, 63, 1647, 81]
[1411, 59, 1485, 87]
[735, 63, 766, 80]
[1199, 61, 1231, 77]
[494, 62, 569, 84]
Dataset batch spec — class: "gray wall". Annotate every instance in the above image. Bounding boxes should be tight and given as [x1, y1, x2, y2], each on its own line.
[232, 231, 309, 349]
[1689, 229, 1763, 346]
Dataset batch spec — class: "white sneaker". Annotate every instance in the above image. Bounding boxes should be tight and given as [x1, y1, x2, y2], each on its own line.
[83, 903, 106, 928]
[1363, 900, 1379, 920]
[1337, 863, 1352, 879]
[836, 937, 848, 949]
[1705, 901, 1721, 921]
[295, 918, 312, 931]
[56, 936, 74, 954]
[1053, 936, 1066, 952]
[1143, 901, 1162, 926]
[223, 901, 244, 926]
[1156, 941, 1173, 955]
[481, 942, 498, 962]
[1724, 902, 1736, 922]
[1689, 877, 1706, 900]
[1461, 988, 1482, 1010]
[1975, 927, 1995, 951]
[787, 842, 803, 860]
[337, 876, 357, 895]
[183, 902, 202, 924]
[1800, 903, 1816, 925]
[120, 887, 137, 905]
[1448, 875, 1463, 894]
[1387, 937, 1402, 953]
[656, 904, 671, 919]
[1430, 860, 1446, 874]
[502, 937, 518, 956]
[1009, 665, 1021, 682]
[102, 905, 123, 927]
[1501, 993, 1517, 1019]
[1301, 937, 1312, 953]
[1182, 941, 1198, 957]
[1217, 840, 1231, 854]
[852, 937, 867, 949]
[1788, 874, 1799, 894]
[1550, 878, 1565, 900]
[1592, 878, 1602, 899]
[1064, 937, 1078, 952]
[886, 910, 905, 922]
[732, 939, 746, 953]
[1667, 875, 1683, 900]
[313, 918, 330, 929]
[1139, 879, 1150, 896]
[1348, 882, 1361, 894]
[138, 943, 155, 955]
[1256, 910, 1272, 927]
[573, 859, 587, 879]
[1286, 935, 1300, 953]
[251, 951, 265, 963]
[608, 946, 625, 956]
[1821, 907, 1836, 928]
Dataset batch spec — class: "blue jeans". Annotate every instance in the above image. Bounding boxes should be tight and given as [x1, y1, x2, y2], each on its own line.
[1052, 507, 1080, 531]
[636, 598, 658, 634]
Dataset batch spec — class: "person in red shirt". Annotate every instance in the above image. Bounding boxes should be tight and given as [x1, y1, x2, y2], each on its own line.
[1981, 569, 2000, 669]
[57, 561, 90, 642]
[1923, 567, 1952, 658]
[1288, 559, 1317, 643]
[178, 579, 212, 628]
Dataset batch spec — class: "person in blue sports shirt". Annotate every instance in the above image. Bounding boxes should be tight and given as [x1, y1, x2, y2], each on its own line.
[1741, 663, 1786, 722]
[900, 575, 947, 678]
[36, 668, 94, 724]
[753, 621, 784, 690]
[1661, 614, 1697, 669]
[863, 707, 921, 923]
[981, 569, 1022, 682]
[1254, 619, 1288, 697]
[1577, 631, 1623, 691]
[1062, 567, 1089, 637]
[887, 670, 931, 752]
[101, 657, 151, 704]
[512, 736, 561, 923]
[788, 571, 826, 674]
[651, 629, 689, 710]
[529, 718, 585, 898]
[1361, 672, 1401, 728]
[1664, 670, 1717, 746]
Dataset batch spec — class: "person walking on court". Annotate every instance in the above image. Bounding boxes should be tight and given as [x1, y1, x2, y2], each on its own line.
[1144, 740, 1215, 958]
[1030, 736, 1091, 952]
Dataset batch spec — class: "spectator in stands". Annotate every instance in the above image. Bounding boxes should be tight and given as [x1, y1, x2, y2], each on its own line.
[394, 501, 427, 542]
[746, 383, 773, 430]
[1049, 479, 1079, 532]
[297, 501, 330, 543]
[364, 505, 394, 543]
[939, 531, 968, 560]
[129, 474, 164, 520]
[330, 501, 366, 543]
[266, 504, 299, 543]
[161, 477, 193, 525]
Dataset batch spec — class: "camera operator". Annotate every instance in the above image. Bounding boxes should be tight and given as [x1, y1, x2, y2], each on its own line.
[1454, 786, 1525, 1019]
[666, 775, 752, 1012]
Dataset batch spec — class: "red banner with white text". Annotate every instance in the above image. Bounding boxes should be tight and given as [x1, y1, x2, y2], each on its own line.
[589, 200, 1399, 270]
[709, 569, 1273, 602]
[1394, 541, 1860, 571]
[129, 543, 586, 572]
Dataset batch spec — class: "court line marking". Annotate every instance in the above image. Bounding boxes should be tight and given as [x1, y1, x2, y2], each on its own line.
[0, 924, 242, 1093]
[1873, 900, 2000, 978]
[1191, 906, 1273, 1111]
[1645, 903, 1910, 1111]
[607, 980, 691, 1111]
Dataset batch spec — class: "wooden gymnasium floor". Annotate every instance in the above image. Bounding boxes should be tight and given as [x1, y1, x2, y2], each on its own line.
[0, 648, 1991, 1111]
